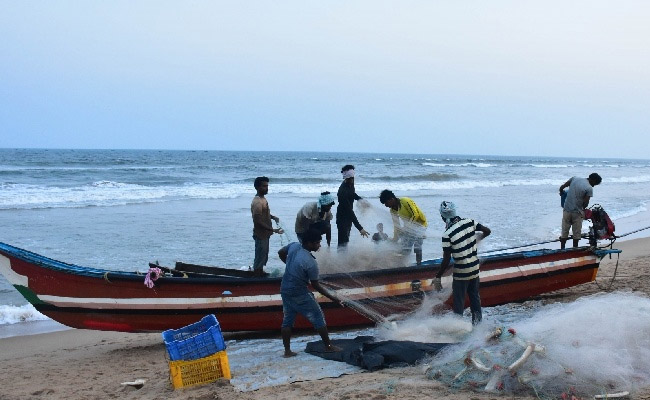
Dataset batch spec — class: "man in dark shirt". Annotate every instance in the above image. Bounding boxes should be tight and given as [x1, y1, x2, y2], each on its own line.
[336, 165, 369, 248]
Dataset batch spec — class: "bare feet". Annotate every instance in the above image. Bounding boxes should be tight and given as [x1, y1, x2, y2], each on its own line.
[283, 351, 297, 358]
[324, 345, 342, 353]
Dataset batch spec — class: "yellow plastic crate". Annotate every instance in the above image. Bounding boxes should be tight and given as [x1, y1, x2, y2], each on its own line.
[169, 350, 231, 389]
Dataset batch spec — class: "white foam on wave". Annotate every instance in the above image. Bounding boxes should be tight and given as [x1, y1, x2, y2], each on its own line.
[0, 304, 49, 324]
[423, 162, 494, 168]
[528, 164, 574, 168]
[608, 175, 650, 183]
[0, 182, 244, 209]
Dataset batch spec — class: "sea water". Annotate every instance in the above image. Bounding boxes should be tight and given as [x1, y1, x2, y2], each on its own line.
[1, 148, 649, 328]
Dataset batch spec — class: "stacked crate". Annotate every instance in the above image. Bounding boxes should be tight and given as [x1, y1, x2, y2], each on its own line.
[162, 314, 230, 389]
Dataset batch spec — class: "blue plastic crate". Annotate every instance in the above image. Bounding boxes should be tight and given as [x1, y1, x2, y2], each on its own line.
[162, 314, 226, 361]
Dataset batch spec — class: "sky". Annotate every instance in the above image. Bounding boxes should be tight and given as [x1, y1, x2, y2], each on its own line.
[1, 1, 649, 158]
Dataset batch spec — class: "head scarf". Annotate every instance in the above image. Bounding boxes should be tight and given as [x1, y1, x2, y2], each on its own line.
[439, 201, 457, 228]
[318, 192, 336, 208]
[342, 169, 355, 179]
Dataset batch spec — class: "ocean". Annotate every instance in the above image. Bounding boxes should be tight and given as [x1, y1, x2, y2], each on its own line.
[1, 148, 649, 329]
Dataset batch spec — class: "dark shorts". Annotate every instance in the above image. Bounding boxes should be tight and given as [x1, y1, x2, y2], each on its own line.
[281, 292, 326, 329]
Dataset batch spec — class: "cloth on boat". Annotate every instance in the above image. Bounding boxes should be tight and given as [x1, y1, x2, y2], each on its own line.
[305, 336, 448, 371]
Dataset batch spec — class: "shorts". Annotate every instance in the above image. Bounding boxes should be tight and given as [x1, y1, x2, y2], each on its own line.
[561, 211, 584, 240]
[400, 233, 424, 253]
[281, 292, 326, 329]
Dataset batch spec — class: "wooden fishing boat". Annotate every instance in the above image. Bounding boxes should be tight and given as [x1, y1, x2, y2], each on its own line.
[0, 241, 619, 333]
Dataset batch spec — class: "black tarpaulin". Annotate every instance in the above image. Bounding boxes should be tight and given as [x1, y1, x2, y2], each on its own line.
[305, 336, 449, 371]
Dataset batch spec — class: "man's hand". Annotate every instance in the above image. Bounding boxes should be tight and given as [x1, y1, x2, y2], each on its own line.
[434, 277, 442, 291]
[274, 228, 284, 234]
[359, 229, 369, 238]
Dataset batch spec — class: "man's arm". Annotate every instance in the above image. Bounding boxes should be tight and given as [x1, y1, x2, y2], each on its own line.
[278, 246, 288, 264]
[340, 186, 366, 234]
[434, 248, 452, 291]
[325, 225, 332, 247]
[391, 212, 400, 241]
[436, 249, 452, 279]
[559, 178, 572, 194]
[311, 280, 343, 305]
[476, 224, 491, 238]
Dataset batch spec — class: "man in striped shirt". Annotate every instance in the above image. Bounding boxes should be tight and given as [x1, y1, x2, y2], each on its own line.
[434, 201, 491, 325]
[379, 189, 428, 265]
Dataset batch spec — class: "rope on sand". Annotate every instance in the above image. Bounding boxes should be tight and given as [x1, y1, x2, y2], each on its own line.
[615, 225, 650, 238]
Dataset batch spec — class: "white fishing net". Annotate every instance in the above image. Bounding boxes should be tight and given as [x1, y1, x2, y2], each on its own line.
[424, 291, 650, 399]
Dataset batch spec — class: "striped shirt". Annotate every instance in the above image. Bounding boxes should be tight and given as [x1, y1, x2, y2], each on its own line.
[442, 218, 480, 280]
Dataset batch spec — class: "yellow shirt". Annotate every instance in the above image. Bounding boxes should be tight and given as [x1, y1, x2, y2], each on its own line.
[391, 197, 427, 239]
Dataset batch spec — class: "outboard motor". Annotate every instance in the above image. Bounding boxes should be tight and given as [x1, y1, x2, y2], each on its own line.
[584, 204, 616, 246]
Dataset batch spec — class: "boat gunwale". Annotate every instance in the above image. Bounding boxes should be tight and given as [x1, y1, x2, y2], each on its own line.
[1, 241, 605, 285]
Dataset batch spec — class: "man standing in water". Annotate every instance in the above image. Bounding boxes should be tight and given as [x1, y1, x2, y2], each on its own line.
[379, 189, 428, 265]
[434, 201, 491, 325]
[336, 165, 369, 248]
[278, 228, 343, 357]
[558, 173, 602, 249]
[251, 176, 283, 277]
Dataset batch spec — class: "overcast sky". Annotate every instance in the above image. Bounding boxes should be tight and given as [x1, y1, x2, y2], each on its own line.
[1, 1, 649, 158]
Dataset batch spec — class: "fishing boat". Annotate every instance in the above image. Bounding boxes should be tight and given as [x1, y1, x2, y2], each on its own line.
[0, 241, 619, 333]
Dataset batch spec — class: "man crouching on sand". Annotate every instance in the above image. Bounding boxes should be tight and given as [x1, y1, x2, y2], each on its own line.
[278, 228, 343, 357]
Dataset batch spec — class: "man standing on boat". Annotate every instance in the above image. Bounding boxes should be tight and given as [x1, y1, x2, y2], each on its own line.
[278, 228, 343, 357]
[251, 176, 283, 277]
[558, 173, 602, 249]
[378, 190, 427, 265]
[336, 165, 369, 248]
[295, 192, 336, 247]
[434, 201, 491, 325]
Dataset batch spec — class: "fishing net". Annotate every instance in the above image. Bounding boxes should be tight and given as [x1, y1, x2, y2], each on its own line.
[310, 201, 446, 324]
[424, 292, 650, 399]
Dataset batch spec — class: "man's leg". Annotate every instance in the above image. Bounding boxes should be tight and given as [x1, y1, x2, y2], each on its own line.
[280, 294, 298, 357]
[467, 277, 482, 325]
[451, 279, 467, 315]
[337, 220, 352, 248]
[414, 237, 423, 266]
[560, 211, 571, 249]
[253, 237, 270, 276]
[281, 327, 296, 357]
[252, 235, 263, 271]
[572, 215, 584, 248]
[316, 326, 342, 352]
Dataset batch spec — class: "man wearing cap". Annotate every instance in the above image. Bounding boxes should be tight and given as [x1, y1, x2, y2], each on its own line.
[558, 172, 602, 249]
[378, 189, 428, 265]
[336, 165, 369, 248]
[434, 201, 491, 325]
[295, 192, 336, 247]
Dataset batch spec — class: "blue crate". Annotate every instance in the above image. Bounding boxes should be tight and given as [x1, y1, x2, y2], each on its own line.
[162, 314, 226, 361]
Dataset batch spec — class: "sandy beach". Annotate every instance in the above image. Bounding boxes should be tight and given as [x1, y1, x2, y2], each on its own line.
[2, 237, 650, 400]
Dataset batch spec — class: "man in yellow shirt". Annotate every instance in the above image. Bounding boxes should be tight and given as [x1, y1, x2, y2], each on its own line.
[379, 190, 427, 265]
